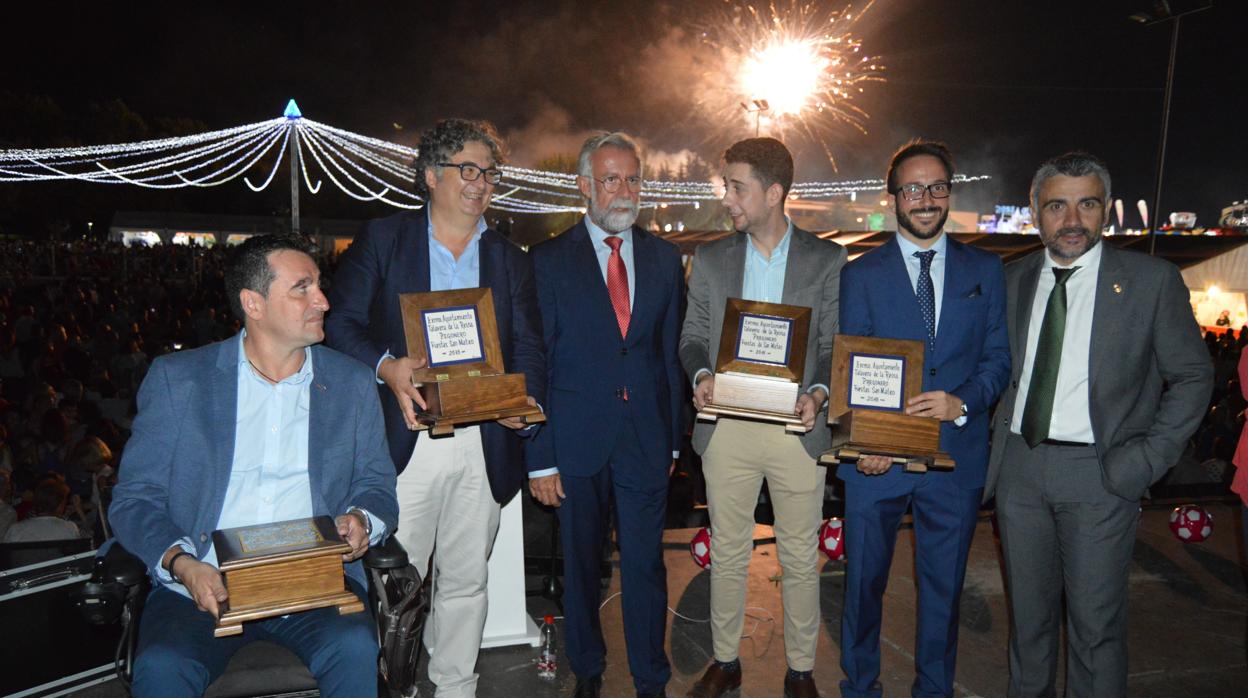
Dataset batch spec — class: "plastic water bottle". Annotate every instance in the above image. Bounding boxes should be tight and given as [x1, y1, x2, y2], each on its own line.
[537, 615, 557, 679]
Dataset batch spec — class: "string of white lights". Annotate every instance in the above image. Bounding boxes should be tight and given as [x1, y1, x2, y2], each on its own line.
[300, 124, 421, 201]
[0, 122, 282, 184]
[312, 127, 415, 180]
[292, 134, 323, 194]
[243, 129, 292, 192]
[94, 125, 286, 190]
[0, 125, 268, 181]
[0, 118, 286, 162]
[298, 126, 424, 209]
[298, 126, 393, 202]
[0, 107, 991, 213]
[171, 125, 288, 188]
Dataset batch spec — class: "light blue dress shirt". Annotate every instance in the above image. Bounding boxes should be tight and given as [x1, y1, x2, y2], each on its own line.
[428, 216, 485, 292]
[741, 220, 792, 304]
[895, 232, 948, 334]
[374, 217, 486, 378]
[692, 218, 827, 401]
[160, 333, 386, 596]
[583, 216, 635, 308]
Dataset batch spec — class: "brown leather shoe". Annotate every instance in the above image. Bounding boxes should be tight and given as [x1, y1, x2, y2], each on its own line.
[782, 673, 821, 698]
[685, 663, 742, 697]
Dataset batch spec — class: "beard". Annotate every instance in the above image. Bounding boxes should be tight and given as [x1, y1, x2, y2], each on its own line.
[1042, 225, 1101, 261]
[896, 205, 948, 240]
[588, 190, 640, 233]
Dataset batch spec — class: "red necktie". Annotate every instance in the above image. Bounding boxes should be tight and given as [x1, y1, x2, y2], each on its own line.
[605, 235, 630, 338]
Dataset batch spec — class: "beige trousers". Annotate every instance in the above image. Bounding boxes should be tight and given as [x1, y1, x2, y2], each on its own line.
[396, 426, 500, 698]
[702, 418, 826, 670]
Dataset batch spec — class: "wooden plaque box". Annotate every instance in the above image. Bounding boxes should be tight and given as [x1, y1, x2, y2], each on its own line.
[400, 287, 544, 436]
[697, 298, 811, 433]
[819, 335, 954, 473]
[212, 516, 362, 637]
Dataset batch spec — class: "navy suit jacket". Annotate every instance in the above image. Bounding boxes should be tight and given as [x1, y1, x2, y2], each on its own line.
[838, 235, 1011, 490]
[324, 211, 546, 505]
[525, 222, 685, 477]
[108, 338, 399, 590]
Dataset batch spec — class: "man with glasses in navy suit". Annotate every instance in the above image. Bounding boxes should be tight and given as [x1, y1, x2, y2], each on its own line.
[836, 140, 1011, 698]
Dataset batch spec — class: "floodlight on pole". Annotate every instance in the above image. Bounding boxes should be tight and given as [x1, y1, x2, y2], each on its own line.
[1129, 0, 1212, 255]
[741, 99, 771, 137]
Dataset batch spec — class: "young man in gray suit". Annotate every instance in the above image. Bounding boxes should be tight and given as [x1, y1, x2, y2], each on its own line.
[985, 152, 1212, 697]
[680, 137, 846, 698]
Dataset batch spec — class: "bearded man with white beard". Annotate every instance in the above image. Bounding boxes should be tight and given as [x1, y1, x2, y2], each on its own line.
[526, 132, 686, 698]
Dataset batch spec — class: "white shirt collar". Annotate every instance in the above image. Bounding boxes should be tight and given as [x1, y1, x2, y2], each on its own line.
[896, 230, 948, 260]
[1043, 237, 1103, 272]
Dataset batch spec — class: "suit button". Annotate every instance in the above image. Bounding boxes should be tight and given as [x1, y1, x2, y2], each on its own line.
[620, 347, 628, 356]
[1012, 380, 1018, 389]
[929, 369, 936, 376]
[200, 533, 208, 542]
[615, 389, 624, 398]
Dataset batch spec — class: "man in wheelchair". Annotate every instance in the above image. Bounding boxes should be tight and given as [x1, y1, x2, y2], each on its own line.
[107, 234, 399, 697]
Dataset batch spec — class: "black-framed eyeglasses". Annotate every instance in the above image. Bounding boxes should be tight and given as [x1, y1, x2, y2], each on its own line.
[895, 182, 951, 201]
[438, 162, 503, 185]
[590, 174, 643, 194]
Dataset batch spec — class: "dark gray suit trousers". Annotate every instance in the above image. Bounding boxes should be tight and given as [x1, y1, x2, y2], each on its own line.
[995, 433, 1139, 698]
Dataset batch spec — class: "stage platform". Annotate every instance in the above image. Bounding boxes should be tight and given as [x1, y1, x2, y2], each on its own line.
[70, 503, 1247, 697]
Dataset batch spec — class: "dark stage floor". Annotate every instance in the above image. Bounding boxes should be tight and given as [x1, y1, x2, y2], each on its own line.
[71, 503, 1247, 697]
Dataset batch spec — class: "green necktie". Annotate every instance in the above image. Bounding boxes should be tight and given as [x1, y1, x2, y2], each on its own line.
[1021, 266, 1080, 448]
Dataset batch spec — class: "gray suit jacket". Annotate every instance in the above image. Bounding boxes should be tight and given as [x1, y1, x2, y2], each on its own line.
[679, 228, 847, 458]
[984, 243, 1212, 502]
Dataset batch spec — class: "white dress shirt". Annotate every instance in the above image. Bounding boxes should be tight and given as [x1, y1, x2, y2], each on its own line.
[1010, 241, 1102, 442]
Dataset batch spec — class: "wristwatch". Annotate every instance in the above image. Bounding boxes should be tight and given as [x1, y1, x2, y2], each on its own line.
[346, 507, 372, 536]
[959, 401, 968, 417]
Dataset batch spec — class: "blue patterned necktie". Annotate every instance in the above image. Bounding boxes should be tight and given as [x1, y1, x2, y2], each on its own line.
[914, 250, 937, 348]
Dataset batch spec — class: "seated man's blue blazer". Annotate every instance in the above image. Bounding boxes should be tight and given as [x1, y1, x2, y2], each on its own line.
[108, 337, 399, 591]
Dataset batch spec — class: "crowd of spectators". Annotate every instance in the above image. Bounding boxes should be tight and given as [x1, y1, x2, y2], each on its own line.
[1193, 325, 1248, 473]
[0, 238, 257, 545]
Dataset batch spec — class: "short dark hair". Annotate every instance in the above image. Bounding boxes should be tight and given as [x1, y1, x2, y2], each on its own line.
[34, 479, 69, 516]
[723, 137, 794, 199]
[886, 140, 955, 194]
[1029, 151, 1112, 215]
[413, 118, 507, 200]
[225, 235, 315, 321]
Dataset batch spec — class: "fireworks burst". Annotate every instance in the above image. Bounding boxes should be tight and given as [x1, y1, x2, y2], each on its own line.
[700, 0, 885, 168]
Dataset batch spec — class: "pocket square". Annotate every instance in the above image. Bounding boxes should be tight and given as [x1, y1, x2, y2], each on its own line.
[964, 284, 982, 298]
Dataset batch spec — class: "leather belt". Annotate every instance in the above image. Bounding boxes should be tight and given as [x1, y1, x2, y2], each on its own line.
[1041, 438, 1093, 448]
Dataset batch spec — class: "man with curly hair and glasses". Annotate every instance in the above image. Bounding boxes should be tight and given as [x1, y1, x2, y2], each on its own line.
[325, 118, 545, 698]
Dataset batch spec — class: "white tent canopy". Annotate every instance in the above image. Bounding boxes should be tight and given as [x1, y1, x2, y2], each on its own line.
[1182, 241, 1248, 328]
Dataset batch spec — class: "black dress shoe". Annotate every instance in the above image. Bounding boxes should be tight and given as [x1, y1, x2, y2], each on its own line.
[637, 690, 667, 698]
[573, 675, 603, 697]
[783, 672, 821, 698]
[685, 663, 741, 697]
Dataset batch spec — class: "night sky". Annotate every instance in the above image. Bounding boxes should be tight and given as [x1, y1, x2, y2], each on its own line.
[6, 0, 1246, 228]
